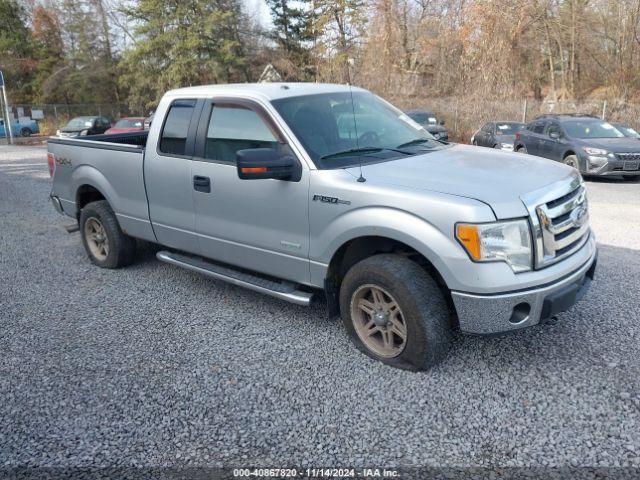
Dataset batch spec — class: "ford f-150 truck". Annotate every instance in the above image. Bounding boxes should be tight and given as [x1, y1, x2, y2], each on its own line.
[48, 83, 597, 370]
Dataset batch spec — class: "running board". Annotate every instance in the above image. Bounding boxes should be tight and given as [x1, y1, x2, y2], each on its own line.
[156, 251, 314, 306]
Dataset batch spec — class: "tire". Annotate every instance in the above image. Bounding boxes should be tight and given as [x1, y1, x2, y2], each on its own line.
[472, 140, 478, 146]
[339, 254, 452, 371]
[564, 154, 580, 171]
[79, 200, 136, 268]
[20, 127, 31, 137]
[516, 146, 527, 154]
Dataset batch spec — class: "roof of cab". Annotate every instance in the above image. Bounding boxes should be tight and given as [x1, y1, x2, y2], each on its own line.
[164, 82, 364, 101]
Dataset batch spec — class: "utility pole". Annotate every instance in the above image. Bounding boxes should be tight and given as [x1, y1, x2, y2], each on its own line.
[0, 71, 14, 145]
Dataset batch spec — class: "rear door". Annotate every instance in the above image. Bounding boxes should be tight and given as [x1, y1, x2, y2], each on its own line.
[523, 120, 547, 155]
[189, 98, 311, 284]
[477, 123, 492, 146]
[145, 98, 203, 254]
[540, 121, 565, 161]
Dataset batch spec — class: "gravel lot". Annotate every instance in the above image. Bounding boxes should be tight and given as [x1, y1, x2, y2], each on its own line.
[1, 145, 639, 474]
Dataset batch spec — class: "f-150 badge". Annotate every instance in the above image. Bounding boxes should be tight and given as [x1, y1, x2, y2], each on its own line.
[312, 194, 351, 205]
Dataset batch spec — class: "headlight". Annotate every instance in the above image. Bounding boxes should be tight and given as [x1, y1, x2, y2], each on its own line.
[80, 129, 88, 136]
[456, 219, 532, 273]
[500, 143, 514, 151]
[583, 147, 608, 156]
[56, 130, 61, 136]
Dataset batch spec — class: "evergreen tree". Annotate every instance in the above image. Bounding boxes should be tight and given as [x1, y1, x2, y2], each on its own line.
[119, 0, 249, 112]
[265, 0, 315, 80]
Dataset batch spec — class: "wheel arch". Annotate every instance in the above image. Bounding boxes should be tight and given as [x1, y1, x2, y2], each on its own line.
[323, 234, 455, 324]
[71, 166, 118, 219]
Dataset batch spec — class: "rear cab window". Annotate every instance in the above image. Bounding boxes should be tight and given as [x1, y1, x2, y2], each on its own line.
[159, 100, 197, 156]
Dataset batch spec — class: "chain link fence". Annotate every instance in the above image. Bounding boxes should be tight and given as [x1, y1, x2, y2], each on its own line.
[2, 97, 639, 146]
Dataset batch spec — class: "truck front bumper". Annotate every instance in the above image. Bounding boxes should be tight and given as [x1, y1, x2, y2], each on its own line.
[451, 248, 597, 335]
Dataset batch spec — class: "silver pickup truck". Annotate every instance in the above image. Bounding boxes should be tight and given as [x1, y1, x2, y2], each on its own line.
[48, 83, 597, 370]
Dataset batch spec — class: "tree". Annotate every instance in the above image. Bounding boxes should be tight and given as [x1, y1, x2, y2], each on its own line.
[119, 0, 249, 112]
[0, 0, 36, 103]
[265, 0, 315, 80]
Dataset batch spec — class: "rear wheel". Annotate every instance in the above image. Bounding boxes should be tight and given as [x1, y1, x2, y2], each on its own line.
[20, 127, 32, 137]
[339, 254, 452, 371]
[564, 154, 580, 171]
[80, 200, 136, 268]
[516, 146, 527, 154]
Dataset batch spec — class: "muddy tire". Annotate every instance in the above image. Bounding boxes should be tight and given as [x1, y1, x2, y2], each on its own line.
[79, 200, 136, 268]
[339, 254, 452, 371]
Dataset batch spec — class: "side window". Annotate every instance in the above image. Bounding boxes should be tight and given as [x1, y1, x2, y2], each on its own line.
[204, 104, 278, 163]
[532, 121, 546, 134]
[547, 123, 562, 137]
[481, 123, 491, 133]
[159, 100, 196, 156]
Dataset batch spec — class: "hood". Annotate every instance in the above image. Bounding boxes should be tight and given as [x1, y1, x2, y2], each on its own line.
[105, 127, 141, 134]
[346, 144, 576, 219]
[61, 126, 86, 133]
[573, 137, 640, 152]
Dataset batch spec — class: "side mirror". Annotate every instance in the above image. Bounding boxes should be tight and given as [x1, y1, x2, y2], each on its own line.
[549, 131, 560, 140]
[236, 148, 299, 181]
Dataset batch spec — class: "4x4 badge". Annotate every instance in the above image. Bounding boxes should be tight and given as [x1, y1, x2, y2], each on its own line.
[312, 194, 351, 205]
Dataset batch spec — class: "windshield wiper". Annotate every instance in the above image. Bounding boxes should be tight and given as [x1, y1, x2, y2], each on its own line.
[320, 147, 410, 160]
[396, 138, 440, 149]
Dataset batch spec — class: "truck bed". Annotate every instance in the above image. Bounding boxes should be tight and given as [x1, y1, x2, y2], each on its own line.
[48, 130, 155, 243]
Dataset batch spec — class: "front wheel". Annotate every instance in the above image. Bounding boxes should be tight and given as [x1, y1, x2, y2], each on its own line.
[20, 127, 32, 137]
[516, 146, 527, 154]
[564, 154, 580, 171]
[339, 254, 452, 371]
[80, 200, 136, 268]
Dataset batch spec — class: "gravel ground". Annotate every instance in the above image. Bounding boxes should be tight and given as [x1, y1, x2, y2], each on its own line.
[1, 145, 639, 474]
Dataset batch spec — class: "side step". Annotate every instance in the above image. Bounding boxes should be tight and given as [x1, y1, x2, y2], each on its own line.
[156, 251, 314, 306]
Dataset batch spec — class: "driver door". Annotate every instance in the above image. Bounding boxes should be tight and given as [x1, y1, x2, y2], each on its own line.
[190, 99, 311, 284]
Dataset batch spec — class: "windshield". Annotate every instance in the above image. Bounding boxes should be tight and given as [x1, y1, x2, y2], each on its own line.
[615, 124, 640, 138]
[66, 117, 94, 129]
[563, 120, 624, 139]
[272, 91, 443, 169]
[495, 122, 525, 135]
[115, 118, 143, 128]
[407, 112, 437, 125]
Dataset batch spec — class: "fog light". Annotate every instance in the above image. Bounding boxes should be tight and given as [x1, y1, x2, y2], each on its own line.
[509, 302, 531, 324]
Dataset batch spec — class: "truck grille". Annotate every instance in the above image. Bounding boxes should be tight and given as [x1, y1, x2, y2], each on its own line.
[533, 183, 590, 268]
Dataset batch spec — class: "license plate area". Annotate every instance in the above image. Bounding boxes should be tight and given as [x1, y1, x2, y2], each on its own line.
[623, 161, 639, 171]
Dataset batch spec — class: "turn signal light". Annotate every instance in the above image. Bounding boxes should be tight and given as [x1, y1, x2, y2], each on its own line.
[455, 224, 481, 260]
[241, 167, 267, 174]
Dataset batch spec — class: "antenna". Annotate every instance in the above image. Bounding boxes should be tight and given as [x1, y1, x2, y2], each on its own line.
[346, 62, 365, 183]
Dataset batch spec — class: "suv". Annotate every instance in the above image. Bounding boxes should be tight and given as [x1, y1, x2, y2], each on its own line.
[514, 114, 640, 181]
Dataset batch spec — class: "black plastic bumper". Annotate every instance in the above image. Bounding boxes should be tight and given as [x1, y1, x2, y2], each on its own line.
[540, 253, 597, 320]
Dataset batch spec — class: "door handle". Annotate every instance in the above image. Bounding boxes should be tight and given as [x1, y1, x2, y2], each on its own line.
[193, 175, 211, 193]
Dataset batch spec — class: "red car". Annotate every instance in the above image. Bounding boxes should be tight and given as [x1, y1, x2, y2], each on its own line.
[105, 117, 145, 134]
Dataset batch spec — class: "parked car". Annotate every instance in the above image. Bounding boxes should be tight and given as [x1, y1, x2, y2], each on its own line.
[514, 114, 640, 181]
[612, 122, 640, 140]
[405, 110, 449, 141]
[0, 117, 39, 137]
[144, 113, 154, 130]
[471, 121, 525, 151]
[56, 116, 111, 138]
[105, 117, 145, 135]
[48, 83, 596, 370]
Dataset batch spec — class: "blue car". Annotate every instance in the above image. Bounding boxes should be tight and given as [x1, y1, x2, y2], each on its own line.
[0, 118, 40, 138]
